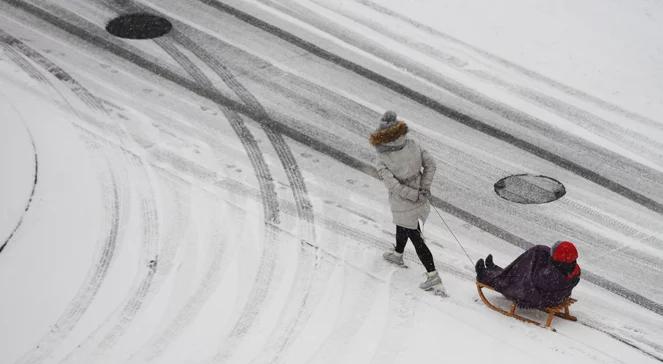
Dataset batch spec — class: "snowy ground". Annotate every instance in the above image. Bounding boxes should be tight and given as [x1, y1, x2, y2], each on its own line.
[1, 0, 662, 363]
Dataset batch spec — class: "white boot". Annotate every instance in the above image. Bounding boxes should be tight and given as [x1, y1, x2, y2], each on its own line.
[419, 270, 442, 290]
[383, 251, 404, 266]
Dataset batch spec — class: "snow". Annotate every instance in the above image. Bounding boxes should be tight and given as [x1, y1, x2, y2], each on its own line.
[0, 92, 34, 242]
[373, 0, 663, 121]
[1, 0, 663, 363]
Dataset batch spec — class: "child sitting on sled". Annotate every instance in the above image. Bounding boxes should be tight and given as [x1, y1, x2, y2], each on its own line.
[475, 241, 581, 309]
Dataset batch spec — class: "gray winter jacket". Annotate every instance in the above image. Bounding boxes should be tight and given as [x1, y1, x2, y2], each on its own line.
[375, 135, 437, 229]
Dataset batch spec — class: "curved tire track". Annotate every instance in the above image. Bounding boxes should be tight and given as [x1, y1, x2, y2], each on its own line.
[0, 30, 155, 362]
[93, 166, 160, 353]
[0, 87, 38, 255]
[17, 154, 120, 364]
[1, 29, 165, 362]
[101, 3, 285, 360]
[124, 170, 193, 362]
[59, 154, 161, 362]
[164, 29, 322, 363]
[151, 37, 284, 361]
[143, 10, 321, 360]
[150, 30, 280, 223]
[0, 38, 48, 83]
[0, 29, 105, 113]
[137, 219, 228, 361]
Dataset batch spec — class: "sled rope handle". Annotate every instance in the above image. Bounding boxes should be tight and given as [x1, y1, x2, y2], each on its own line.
[432, 205, 474, 266]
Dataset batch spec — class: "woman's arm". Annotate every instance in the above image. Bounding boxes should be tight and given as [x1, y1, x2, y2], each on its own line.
[377, 161, 419, 201]
[420, 148, 437, 192]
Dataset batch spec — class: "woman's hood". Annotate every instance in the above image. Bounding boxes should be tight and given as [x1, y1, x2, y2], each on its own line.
[369, 120, 408, 146]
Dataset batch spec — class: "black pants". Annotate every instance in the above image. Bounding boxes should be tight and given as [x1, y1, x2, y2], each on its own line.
[395, 225, 435, 273]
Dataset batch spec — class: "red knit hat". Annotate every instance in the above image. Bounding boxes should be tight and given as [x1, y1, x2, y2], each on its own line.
[551, 241, 578, 263]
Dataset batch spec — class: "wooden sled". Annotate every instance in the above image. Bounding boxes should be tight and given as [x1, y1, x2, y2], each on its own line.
[476, 281, 577, 329]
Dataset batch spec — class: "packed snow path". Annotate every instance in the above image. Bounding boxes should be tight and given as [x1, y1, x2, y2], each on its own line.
[1, 0, 662, 363]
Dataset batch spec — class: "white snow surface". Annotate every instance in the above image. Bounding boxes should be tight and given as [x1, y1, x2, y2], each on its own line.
[1, 0, 663, 363]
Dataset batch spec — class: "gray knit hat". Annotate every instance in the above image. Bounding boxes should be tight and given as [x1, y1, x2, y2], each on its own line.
[379, 110, 398, 130]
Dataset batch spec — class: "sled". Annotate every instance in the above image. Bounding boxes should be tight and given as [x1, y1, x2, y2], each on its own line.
[476, 281, 577, 329]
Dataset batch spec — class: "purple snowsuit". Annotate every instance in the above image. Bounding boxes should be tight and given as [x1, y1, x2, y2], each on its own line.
[478, 245, 580, 309]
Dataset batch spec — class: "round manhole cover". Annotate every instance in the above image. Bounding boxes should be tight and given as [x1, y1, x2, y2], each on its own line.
[494, 174, 565, 204]
[106, 13, 172, 39]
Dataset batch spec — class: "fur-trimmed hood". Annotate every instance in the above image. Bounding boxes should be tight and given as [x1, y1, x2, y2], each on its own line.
[369, 121, 408, 146]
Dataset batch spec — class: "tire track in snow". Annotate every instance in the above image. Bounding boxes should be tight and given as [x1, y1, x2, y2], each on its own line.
[197, 0, 663, 215]
[260, 0, 663, 169]
[165, 25, 315, 236]
[3, 0, 374, 176]
[0, 29, 168, 362]
[0, 88, 38, 255]
[148, 38, 283, 362]
[165, 39, 322, 363]
[154, 17, 320, 362]
[352, 0, 663, 131]
[58, 153, 161, 362]
[268, 223, 412, 364]
[95, 195, 158, 351]
[560, 198, 663, 253]
[466, 70, 663, 166]
[135, 206, 230, 361]
[242, 70, 374, 137]
[578, 319, 663, 363]
[0, 31, 135, 363]
[212, 222, 279, 363]
[124, 168, 194, 362]
[9, 0, 662, 316]
[0, 39, 47, 83]
[0, 28, 167, 361]
[123, 149, 237, 362]
[156, 30, 281, 221]
[0, 29, 105, 113]
[251, 247, 320, 364]
[100, 2, 286, 359]
[370, 272, 417, 364]
[306, 252, 383, 363]
[17, 150, 120, 364]
[145, 30, 280, 223]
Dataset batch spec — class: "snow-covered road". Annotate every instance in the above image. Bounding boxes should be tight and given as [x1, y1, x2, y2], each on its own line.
[1, 0, 662, 363]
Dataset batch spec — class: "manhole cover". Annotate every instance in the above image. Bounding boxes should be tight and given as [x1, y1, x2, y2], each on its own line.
[106, 13, 172, 39]
[494, 174, 565, 204]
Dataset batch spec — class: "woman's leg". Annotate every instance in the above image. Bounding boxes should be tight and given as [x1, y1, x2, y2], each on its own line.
[395, 225, 409, 253]
[407, 225, 436, 272]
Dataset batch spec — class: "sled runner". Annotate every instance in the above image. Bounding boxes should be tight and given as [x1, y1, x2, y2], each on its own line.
[476, 281, 577, 329]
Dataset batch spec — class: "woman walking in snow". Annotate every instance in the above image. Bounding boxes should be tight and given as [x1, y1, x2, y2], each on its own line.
[370, 110, 442, 292]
